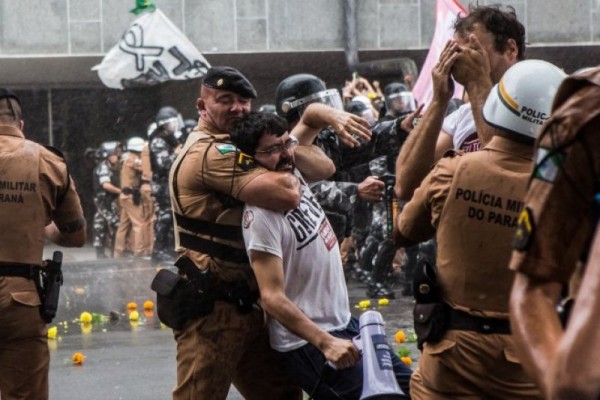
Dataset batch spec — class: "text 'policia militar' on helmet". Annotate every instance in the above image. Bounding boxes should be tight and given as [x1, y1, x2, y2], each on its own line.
[483, 59, 566, 139]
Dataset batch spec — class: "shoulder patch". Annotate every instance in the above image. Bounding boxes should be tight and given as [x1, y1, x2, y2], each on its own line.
[513, 207, 536, 251]
[236, 150, 257, 171]
[215, 143, 238, 155]
[532, 147, 564, 183]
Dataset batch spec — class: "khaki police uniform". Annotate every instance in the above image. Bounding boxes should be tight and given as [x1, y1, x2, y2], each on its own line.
[510, 68, 600, 286]
[114, 151, 146, 257]
[398, 136, 541, 399]
[140, 144, 154, 255]
[0, 125, 84, 400]
[168, 120, 301, 400]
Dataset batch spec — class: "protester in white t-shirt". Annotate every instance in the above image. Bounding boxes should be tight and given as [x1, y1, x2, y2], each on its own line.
[231, 111, 412, 399]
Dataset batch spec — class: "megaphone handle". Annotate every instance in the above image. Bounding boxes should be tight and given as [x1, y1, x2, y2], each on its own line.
[352, 335, 363, 352]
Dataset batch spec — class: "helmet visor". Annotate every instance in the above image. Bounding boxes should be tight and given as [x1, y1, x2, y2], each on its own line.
[284, 89, 344, 116]
[385, 91, 416, 117]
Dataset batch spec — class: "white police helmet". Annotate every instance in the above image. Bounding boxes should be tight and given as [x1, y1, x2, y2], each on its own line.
[483, 60, 566, 139]
[127, 136, 145, 153]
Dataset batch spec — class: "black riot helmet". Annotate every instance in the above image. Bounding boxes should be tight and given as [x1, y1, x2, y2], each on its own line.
[155, 106, 183, 135]
[384, 82, 416, 118]
[345, 99, 376, 127]
[275, 74, 343, 124]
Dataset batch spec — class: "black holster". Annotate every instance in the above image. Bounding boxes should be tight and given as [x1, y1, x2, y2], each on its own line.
[151, 257, 216, 330]
[151, 256, 259, 330]
[122, 187, 142, 205]
[36, 251, 63, 324]
[412, 260, 445, 350]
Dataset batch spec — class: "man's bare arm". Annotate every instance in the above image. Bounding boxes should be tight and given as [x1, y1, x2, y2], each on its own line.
[294, 103, 371, 148]
[238, 172, 301, 212]
[509, 272, 563, 397]
[549, 230, 600, 400]
[395, 40, 458, 201]
[45, 220, 87, 247]
[250, 250, 361, 368]
[293, 145, 335, 183]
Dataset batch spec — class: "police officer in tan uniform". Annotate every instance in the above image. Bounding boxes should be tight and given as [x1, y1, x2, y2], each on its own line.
[140, 140, 154, 256]
[393, 61, 565, 399]
[167, 66, 369, 400]
[0, 89, 86, 400]
[509, 66, 600, 399]
[114, 137, 146, 257]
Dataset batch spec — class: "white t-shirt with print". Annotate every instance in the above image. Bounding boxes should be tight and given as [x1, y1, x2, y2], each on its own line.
[242, 172, 350, 352]
[442, 102, 481, 153]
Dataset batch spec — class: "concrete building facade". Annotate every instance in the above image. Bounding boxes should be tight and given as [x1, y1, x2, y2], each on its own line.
[1, 0, 598, 234]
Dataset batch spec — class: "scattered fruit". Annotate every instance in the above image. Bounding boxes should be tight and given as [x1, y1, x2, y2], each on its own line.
[47, 326, 57, 339]
[72, 352, 85, 365]
[143, 300, 154, 311]
[80, 311, 92, 324]
[395, 330, 406, 343]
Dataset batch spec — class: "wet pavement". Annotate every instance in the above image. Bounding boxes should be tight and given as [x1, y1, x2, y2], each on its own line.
[44, 246, 419, 400]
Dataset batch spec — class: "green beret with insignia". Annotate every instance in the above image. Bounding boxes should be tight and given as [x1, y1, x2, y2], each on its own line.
[202, 66, 257, 99]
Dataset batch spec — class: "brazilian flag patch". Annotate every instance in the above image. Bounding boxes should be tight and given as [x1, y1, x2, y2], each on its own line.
[235, 150, 256, 171]
[513, 207, 535, 251]
[215, 143, 237, 155]
[533, 147, 563, 183]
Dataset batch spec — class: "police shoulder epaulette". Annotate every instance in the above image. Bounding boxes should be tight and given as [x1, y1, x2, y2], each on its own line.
[42, 144, 71, 204]
[442, 149, 464, 158]
[42, 144, 67, 160]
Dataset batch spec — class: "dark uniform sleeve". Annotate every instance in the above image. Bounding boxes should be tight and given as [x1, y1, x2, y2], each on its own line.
[40, 148, 85, 231]
[509, 118, 600, 283]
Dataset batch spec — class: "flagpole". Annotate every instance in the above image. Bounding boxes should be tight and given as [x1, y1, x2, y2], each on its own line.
[47, 89, 54, 146]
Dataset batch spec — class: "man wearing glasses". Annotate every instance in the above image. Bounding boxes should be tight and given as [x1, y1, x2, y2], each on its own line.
[168, 66, 371, 399]
[234, 111, 412, 399]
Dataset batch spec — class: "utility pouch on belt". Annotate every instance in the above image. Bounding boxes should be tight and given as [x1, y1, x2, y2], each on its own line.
[150, 257, 215, 330]
[412, 261, 445, 349]
[37, 251, 63, 324]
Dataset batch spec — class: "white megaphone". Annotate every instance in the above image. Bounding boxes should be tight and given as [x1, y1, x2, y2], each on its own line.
[353, 310, 405, 400]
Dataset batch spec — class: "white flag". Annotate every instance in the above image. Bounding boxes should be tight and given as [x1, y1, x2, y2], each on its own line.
[412, 0, 466, 109]
[93, 9, 210, 89]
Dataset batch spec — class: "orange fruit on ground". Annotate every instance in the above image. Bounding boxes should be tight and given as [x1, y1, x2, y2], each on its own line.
[127, 302, 137, 311]
[401, 356, 412, 366]
[72, 352, 85, 365]
[143, 300, 154, 311]
[395, 330, 406, 343]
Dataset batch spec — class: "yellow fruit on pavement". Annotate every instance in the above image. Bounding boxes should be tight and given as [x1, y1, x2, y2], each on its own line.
[47, 326, 57, 339]
[72, 352, 85, 365]
[129, 310, 140, 321]
[80, 311, 92, 324]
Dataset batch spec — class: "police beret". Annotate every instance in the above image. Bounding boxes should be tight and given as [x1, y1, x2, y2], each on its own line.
[0, 88, 21, 105]
[202, 66, 257, 99]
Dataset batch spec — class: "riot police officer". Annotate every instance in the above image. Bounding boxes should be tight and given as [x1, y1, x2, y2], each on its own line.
[92, 140, 122, 258]
[0, 88, 86, 400]
[275, 73, 384, 243]
[148, 106, 182, 263]
[381, 82, 417, 122]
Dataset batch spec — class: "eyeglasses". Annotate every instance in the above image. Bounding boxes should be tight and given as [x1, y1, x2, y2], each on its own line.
[255, 138, 299, 156]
